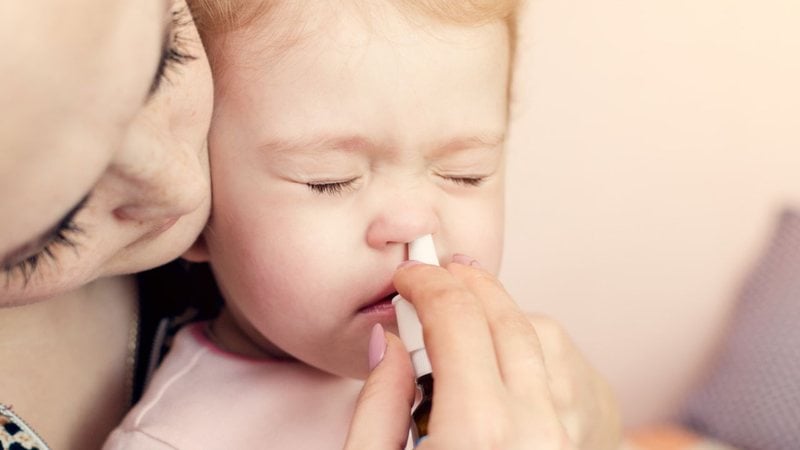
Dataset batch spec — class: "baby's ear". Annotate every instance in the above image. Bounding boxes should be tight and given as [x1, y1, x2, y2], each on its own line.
[182, 234, 210, 262]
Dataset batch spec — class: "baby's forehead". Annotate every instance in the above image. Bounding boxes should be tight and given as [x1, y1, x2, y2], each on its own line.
[198, 0, 516, 75]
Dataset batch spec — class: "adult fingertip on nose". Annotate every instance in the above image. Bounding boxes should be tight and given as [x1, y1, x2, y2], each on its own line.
[396, 259, 424, 271]
[451, 253, 482, 269]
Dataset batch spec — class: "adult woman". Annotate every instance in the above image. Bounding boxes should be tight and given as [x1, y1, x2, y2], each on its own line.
[0, 0, 620, 449]
[1, 0, 213, 448]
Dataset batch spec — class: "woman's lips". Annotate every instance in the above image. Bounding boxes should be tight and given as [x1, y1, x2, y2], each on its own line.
[138, 216, 180, 242]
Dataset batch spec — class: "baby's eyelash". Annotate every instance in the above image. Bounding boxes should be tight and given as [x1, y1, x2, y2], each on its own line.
[446, 176, 486, 187]
[149, 5, 197, 95]
[306, 179, 358, 196]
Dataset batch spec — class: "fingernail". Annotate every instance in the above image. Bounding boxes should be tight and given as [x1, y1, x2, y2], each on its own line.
[368, 323, 386, 370]
[396, 260, 423, 270]
[452, 253, 482, 269]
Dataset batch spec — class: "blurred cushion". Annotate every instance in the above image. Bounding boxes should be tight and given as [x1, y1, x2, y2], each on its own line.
[624, 423, 738, 450]
[682, 208, 800, 449]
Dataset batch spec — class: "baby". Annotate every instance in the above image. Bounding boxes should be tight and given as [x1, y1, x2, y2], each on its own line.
[106, 0, 518, 447]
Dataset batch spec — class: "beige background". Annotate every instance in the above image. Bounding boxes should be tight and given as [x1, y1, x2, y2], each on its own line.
[502, 0, 800, 427]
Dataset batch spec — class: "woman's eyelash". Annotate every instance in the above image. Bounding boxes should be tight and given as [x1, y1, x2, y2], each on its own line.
[306, 179, 357, 195]
[149, 6, 197, 95]
[3, 198, 88, 285]
[4, 222, 83, 286]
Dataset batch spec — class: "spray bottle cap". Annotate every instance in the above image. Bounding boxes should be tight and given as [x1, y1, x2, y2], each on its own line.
[392, 234, 438, 378]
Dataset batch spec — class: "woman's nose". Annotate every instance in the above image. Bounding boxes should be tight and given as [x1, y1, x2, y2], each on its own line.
[110, 126, 209, 223]
[366, 199, 440, 250]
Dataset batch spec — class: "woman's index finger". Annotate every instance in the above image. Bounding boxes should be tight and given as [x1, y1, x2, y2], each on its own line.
[392, 263, 504, 418]
[445, 262, 551, 399]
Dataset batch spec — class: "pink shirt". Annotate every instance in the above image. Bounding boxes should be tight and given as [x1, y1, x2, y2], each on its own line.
[104, 322, 365, 449]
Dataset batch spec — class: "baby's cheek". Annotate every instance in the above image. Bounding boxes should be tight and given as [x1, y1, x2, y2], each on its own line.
[479, 198, 506, 274]
[442, 191, 504, 266]
[461, 240, 503, 275]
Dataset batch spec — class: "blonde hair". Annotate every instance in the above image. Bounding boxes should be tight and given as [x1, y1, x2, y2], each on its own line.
[191, 0, 518, 34]
[190, 0, 520, 65]
[394, 0, 519, 52]
[189, 0, 273, 38]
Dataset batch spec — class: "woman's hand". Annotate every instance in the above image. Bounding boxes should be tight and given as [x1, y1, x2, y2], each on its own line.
[524, 313, 621, 449]
[344, 256, 621, 450]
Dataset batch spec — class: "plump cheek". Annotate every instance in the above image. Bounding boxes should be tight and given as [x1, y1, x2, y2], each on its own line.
[206, 206, 370, 376]
[213, 246, 371, 378]
[208, 213, 310, 311]
[442, 189, 505, 273]
[482, 185, 506, 273]
[461, 223, 504, 274]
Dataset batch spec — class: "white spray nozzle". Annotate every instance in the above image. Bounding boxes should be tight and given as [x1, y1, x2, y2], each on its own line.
[392, 234, 438, 378]
[409, 234, 439, 266]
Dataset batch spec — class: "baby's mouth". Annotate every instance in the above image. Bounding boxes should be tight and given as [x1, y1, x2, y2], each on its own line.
[357, 291, 398, 314]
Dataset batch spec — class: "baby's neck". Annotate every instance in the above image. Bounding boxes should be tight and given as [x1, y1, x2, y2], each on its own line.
[207, 307, 297, 361]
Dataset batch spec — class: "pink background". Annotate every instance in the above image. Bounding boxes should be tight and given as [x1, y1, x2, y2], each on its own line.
[502, 0, 800, 426]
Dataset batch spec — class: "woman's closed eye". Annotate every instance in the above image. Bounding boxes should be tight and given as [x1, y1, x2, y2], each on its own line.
[149, 4, 196, 96]
[2, 196, 89, 285]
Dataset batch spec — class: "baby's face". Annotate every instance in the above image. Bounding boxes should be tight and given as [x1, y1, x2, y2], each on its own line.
[202, 7, 510, 378]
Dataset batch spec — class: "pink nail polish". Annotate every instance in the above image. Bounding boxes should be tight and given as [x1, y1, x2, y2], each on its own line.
[368, 323, 386, 370]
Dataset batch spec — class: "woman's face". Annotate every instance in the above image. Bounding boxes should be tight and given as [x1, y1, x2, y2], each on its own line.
[0, 0, 213, 306]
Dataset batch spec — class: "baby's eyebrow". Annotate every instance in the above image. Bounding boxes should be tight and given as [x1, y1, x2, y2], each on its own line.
[257, 135, 378, 156]
[256, 132, 506, 157]
[431, 133, 506, 156]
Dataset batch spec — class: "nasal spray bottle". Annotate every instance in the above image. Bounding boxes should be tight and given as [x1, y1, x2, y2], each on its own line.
[392, 234, 437, 445]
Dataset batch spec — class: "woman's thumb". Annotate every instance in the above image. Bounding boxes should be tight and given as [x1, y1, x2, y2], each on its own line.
[344, 324, 416, 450]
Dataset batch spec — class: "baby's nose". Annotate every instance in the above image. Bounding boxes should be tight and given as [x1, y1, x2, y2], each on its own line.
[366, 202, 440, 250]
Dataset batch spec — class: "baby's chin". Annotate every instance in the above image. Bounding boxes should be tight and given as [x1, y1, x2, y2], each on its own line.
[319, 357, 371, 381]
[331, 323, 402, 380]
[333, 368, 371, 381]
[302, 347, 373, 381]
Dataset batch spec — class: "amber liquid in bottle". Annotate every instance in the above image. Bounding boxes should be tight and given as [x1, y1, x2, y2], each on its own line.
[411, 373, 433, 445]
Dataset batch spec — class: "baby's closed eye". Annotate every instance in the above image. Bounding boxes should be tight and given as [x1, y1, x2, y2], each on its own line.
[306, 178, 360, 195]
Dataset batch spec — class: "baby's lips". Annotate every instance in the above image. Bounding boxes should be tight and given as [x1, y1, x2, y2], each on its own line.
[356, 289, 398, 313]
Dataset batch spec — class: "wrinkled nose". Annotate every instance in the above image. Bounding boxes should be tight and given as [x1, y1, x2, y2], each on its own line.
[366, 199, 439, 250]
[111, 132, 209, 223]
